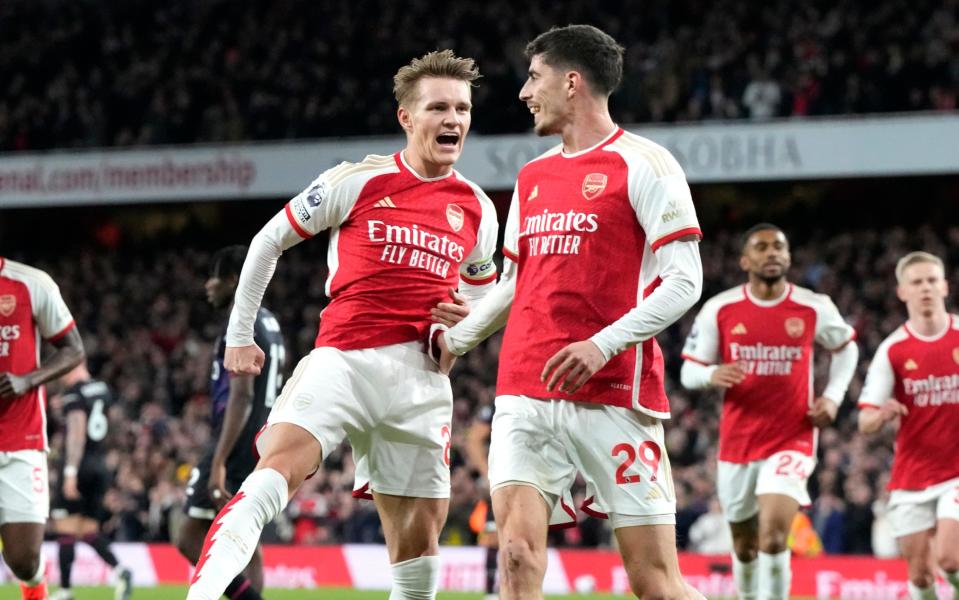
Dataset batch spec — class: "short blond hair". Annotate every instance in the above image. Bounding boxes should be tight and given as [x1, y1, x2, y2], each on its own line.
[895, 251, 945, 282]
[393, 50, 480, 108]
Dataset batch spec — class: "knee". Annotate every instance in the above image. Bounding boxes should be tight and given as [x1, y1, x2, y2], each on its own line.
[6, 552, 41, 582]
[501, 537, 544, 578]
[174, 531, 199, 564]
[758, 528, 789, 554]
[907, 560, 934, 588]
[938, 555, 959, 575]
[733, 538, 758, 562]
[627, 573, 687, 600]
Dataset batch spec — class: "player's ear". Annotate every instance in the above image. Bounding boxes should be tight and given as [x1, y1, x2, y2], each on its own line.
[397, 105, 413, 134]
[895, 284, 907, 303]
[566, 71, 580, 98]
[738, 255, 749, 273]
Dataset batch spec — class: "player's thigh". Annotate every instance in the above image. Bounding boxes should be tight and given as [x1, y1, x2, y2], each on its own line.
[0, 450, 49, 527]
[255, 422, 322, 490]
[259, 348, 371, 483]
[755, 449, 811, 542]
[717, 460, 761, 523]
[935, 486, 959, 569]
[898, 527, 935, 580]
[0, 522, 45, 563]
[491, 484, 550, 554]
[374, 492, 449, 563]
[488, 396, 577, 527]
[615, 524, 684, 591]
[565, 404, 675, 521]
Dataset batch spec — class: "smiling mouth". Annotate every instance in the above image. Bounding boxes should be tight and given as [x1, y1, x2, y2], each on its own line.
[436, 133, 460, 147]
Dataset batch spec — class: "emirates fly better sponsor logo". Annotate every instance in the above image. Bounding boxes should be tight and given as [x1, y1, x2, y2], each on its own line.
[368, 220, 465, 278]
[521, 208, 599, 257]
[730, 342, 803, 376]
[903, 374, 959, 407]
[0, 324, 20, 357]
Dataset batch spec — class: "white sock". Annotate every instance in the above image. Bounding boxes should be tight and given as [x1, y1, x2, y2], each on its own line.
[757, 550, 791, 600]
[186, 468, 288, 600]
[388, 555, 440, 600]
[22, 553, 46, 586]
[908, 581, 937, 600]
[732, 554, 758, 600]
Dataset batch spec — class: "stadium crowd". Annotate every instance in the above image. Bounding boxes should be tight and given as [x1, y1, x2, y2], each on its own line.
[1, 0, 956, 150]
[20, 218, 957, 555]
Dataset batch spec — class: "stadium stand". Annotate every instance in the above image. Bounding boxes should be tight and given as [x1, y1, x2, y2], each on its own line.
[0, 0, 955, 149]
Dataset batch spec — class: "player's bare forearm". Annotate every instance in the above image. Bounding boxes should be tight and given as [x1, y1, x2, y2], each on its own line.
[0, 328, 84, 398]
[64, 410, 88, 471]
[807, 396, 839, 428]
[858, 408, 885, 434]
[212, 374, 255, 470]
[858, 401, 904, 434]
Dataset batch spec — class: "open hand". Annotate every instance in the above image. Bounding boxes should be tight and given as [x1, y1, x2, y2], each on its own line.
[541, 341, 608, 394]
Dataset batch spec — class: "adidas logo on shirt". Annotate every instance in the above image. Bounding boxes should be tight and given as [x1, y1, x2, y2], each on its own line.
[731, 323, 747, 335]
[374, 196, 396, 208]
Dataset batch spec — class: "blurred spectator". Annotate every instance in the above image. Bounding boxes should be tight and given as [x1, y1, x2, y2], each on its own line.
[688, 497, 732, 555]
[1, 0, 956, 151]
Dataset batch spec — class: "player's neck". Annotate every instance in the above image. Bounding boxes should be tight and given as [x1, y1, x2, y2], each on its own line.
[401, 150, 452, 180]
[748, 278, 788, 301]
[560, 108, 617, 154]
[907, 310, 949, 338]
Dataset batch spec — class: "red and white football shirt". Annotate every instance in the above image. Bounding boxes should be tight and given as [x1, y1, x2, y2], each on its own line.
[682, 284, 855, 463]
[0, 257, 76, 451]
[859, 315, 959, 491]
[497, 128, 701, 415]
[285, 152, 498, 351]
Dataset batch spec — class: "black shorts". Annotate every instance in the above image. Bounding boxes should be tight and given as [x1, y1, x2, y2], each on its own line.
[183, 444, 255, 520]
[51, 460, 111, 521]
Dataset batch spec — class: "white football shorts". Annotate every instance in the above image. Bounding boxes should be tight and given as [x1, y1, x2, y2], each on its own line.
[0, 450, 49, 524]
[887, 477, 959, 538]
[488, 395, 676, 529]
[717, 450, 815, 523]
[262, 341, 452, 499]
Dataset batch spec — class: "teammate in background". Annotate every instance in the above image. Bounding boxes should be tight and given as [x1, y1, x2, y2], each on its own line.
[186, 50, 498, 600]
[49, 364, 132, 600]
[440, 25, 706, 599]
[680, 224, 859, 600]
[858, 251, 959, 600]
[176, 246, 285, 600]
[463, 403, 498, 599]
[0, 257, 84, 600]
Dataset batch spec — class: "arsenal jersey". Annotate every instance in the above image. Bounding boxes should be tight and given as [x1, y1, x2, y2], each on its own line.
[284, 152, 498, 351]
[0, 257, 76, 451]
[859, 315, 959, 491]
[682, 284, 855, 463]
[497, 128, 701, 415]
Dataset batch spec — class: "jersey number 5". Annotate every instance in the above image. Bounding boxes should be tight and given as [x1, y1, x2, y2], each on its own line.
[613, 441, 662, 485]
